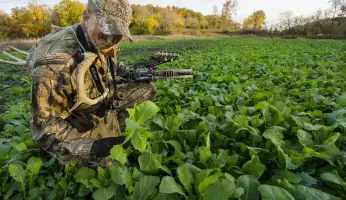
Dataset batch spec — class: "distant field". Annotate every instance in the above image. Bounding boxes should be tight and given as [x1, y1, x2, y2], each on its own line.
[0, 33, 227, 51]
[1, 38, 346, 199]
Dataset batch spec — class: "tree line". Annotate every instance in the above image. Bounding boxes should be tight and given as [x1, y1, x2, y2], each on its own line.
[0, 0, 344, 39]
[261, 0, 346, 38]
[0, 0, 240, 39]
[249, 0, 345, 39]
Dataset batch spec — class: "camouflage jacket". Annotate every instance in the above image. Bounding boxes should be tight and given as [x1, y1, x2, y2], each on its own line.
[28, 23, 156, 167]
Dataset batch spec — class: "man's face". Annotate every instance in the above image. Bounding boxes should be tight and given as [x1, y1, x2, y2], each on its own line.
[83, 10, 123, 54]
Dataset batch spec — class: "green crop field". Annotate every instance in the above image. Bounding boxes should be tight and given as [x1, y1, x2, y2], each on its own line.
[0, 38, 346, 200]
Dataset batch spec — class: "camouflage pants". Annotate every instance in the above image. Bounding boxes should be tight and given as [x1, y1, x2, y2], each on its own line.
[115, 82, 157, 132]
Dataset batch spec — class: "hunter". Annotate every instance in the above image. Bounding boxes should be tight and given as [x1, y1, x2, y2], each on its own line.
[27, 0, 156, 167]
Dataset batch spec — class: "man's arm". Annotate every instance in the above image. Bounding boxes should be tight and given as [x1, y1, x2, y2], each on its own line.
[30, 59, 97, 166]
[30, 54, 125, 167]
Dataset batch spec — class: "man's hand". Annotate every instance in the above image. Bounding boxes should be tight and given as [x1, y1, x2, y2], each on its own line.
[117, 62, 130, 77]
[90, 136, 130, 157]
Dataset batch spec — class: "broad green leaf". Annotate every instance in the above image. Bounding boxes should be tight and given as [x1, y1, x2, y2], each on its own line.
[232, 187, 245, 199]
[110, 166, 132, 191]
[198, 172, 224, 194]
[199, 146, 212, 163]
[133, 176, 160, 200]
[125, 118, 143, 131]
[159, 176, 186, 197]
[27, 157, 43, 175]
[199, 133, 212, 162]
[9, 163, 26, 184]
[337, 95, 346, 107]
[326, 109, 346, 125]
[128, 101, 160, 125]
[319, 133, 341, 150]
[263, 126, 286, 146]
[75, 167, 96, 186]
[238, 106, 249, 115]
[166, 140, 186, 162]
[236, 175, 261, 200]
[265, 106, 284, 125]
[291, 115, 310, 128]
[131, 130, 152, 152]
[271, 170, 302, 184]
[303, 147, 334, 165]
[278, 147, 298, 170]
[204, 178, 235, 200]
[152, 114, 165, 129]
[153, 193, 180, 200]
[47, 189, 57, 200]
[139, 151, 162, 174]
[29, 187, 41, 199]
[98, 167, 110, 183]
[229, 154, 240, 166]
[297, 129, 314, 147]
[90, 178, 103, 189]
[225, 173, 236, 184]
[297, 172, 317, 187]
[251, 115, 264, 128]
[164, 114, 182, 134]
[255, 101, 270, 109]
[303, 122, 323, 131]
[0, 144, 10, 155]
[234, 115, 249, 127]
[258, 185, 294, 200]
[287, 184, 339, 200]
[247, 146, 270, 158]
[235, 126, 261, 142]
[276, 178, 294, 189]
[5, 182, 17, 199]
[321, 171, 346, 188]
[133, 167, 145, 181]
[108, 145, 127, 165]
[177, 163, 201, 195]
[14, 142, 27, 152]
[92, 184, 116, 200]
[211, 149, 230, 168]
[190, 98, 201, 111]
[242, 155, 265, 178]
[160, 165, 172, 175]
[195, 169, 220, 191]
[168, 87, 180, 97]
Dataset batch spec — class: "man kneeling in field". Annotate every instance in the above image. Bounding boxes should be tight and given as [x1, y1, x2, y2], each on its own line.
[28, 0, 156, 167]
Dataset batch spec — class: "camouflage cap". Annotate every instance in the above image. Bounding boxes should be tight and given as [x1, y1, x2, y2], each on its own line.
[88, 0, 133, 41]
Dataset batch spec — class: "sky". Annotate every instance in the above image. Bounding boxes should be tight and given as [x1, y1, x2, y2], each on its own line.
[0, 0, 332, 25]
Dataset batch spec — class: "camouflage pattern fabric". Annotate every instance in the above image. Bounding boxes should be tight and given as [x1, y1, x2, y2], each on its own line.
[28, 23, 156, 167]
[88, 0, 133, 41]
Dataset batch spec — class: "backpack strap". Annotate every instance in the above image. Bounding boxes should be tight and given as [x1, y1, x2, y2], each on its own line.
[75, 24, 104, 94]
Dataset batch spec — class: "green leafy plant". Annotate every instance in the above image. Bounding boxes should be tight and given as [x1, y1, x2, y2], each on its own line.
[1, 38, 346, 199]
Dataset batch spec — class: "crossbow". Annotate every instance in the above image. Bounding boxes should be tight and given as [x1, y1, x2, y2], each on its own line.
[114, 51, 193, 83]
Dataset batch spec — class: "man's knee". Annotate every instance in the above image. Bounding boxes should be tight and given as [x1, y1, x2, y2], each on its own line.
[135, 82, 157, 101]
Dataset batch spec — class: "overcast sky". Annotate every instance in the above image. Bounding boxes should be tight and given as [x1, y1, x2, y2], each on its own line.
[0, 0, 332, 24]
